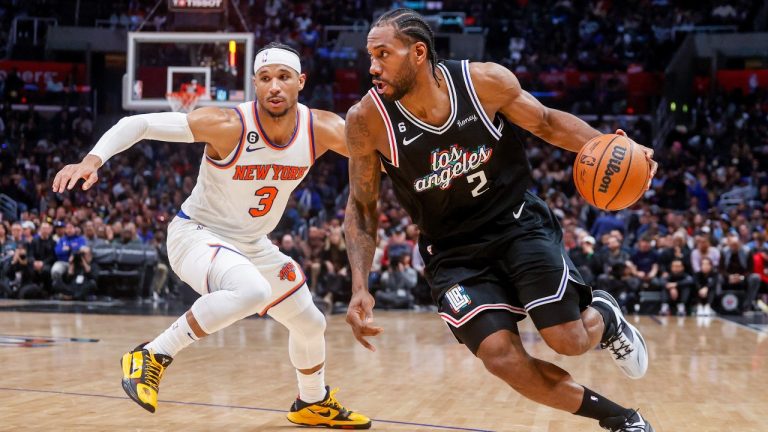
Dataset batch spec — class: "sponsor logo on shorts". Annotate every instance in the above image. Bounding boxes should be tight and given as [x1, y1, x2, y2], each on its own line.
[445, 284, 472, 314]
[278, 262, 297, 282]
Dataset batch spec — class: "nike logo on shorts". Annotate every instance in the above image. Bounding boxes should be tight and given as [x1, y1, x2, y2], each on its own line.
[513, 202, 525, 219]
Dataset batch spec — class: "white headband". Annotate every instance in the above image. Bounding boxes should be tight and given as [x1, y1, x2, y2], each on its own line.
[254, 48, 302, 74]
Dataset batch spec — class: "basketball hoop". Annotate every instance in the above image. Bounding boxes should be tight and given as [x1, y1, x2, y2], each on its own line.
[166, 91, 200, 113]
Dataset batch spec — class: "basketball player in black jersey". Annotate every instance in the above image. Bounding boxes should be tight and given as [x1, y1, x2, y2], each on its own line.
[343, 8, 658, 432]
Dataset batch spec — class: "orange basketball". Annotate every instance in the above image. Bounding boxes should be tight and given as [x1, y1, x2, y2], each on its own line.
[573, 133, 650, 211]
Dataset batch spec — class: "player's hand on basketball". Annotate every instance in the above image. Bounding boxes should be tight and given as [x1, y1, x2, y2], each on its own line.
[52, 154, 102, 193]
[346, 289, 383, 352]
[615, 129, 658, 190]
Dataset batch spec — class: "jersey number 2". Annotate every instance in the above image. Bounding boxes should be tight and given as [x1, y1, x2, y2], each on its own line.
[467, 171, 489, 197]
[249, 187, 278, 217]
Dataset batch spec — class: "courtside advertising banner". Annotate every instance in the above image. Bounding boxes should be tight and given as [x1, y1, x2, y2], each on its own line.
[168, 0, 226, 12]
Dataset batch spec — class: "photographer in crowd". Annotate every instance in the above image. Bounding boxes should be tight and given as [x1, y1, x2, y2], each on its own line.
[53, 246, 98, 301]
[4, 244, 47, 298]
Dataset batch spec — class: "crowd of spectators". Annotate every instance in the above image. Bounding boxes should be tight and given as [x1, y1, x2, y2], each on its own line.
[2, 85, 766, 315]
[1, 1, 767, 316]
[4, 0, 759, 115]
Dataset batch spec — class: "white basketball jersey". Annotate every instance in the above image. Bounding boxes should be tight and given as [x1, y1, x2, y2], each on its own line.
[180, 101, 316, 239]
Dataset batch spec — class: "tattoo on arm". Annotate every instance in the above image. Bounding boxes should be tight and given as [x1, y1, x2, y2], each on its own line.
[343, 114, 380, 292]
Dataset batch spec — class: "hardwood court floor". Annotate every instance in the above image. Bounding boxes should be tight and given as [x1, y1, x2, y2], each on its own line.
[0, 310, 766, 431]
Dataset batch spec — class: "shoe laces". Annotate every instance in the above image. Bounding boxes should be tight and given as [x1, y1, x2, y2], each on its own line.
[320, 388, 351, 417]
[143, 353, 165, 390]
[601, 323, 634, 360]
[602, 409, 644, 431]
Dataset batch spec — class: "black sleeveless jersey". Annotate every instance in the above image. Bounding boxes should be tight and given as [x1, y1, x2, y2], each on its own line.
[369, 59, 532, 243]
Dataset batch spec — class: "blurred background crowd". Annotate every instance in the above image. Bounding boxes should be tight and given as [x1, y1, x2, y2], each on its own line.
[1, 0, 767, 316]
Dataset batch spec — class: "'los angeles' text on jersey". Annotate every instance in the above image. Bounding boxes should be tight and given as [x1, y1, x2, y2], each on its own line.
[369, 60, 532, 242]
[415, 145, 493, 192]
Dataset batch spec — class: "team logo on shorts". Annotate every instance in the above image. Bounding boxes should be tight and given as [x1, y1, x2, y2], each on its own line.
[279, 262, 297, 282]
[445, 285, 472, 314]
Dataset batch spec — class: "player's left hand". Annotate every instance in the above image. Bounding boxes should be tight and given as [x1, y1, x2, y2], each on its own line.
[52, 154, 102, 193]
[615, 129, 658, 191]
[346, 289, 383, 352]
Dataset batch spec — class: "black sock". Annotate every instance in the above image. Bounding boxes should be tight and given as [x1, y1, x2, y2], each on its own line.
[590, 300, 616, 343]
[573, 387, 633, 422]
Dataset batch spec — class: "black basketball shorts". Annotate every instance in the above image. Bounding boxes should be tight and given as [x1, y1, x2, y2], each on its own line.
[421, 191, 593, 353]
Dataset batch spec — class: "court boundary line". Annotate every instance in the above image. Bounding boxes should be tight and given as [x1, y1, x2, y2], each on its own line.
[715, 316, 767, 335]
[0, 387, 495, 432]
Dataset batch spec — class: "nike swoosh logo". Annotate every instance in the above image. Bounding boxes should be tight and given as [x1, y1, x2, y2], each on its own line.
[513, 202, 525, 219]
[245, 146, 265, 152]
[308, 408, 334, 418]
[402, 133, 423, 146]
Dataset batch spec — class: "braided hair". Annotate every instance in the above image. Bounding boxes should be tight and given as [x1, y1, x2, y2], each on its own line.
[374, 8, 440, 84]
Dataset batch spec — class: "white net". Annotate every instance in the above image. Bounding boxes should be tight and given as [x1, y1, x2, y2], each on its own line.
[165, 92, 200, 113]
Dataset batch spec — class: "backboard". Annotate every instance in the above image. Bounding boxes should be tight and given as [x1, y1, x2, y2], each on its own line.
[124, 32, 254, 111]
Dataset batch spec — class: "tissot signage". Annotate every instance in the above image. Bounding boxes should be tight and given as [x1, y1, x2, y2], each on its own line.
[168, 0, 226, 12]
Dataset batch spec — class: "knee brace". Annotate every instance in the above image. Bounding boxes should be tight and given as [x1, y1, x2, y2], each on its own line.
[190, 250, 271, 334]
[274, 302, 326, 369]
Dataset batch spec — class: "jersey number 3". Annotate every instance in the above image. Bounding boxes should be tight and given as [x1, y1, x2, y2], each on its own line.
[249, 186, 278, 217]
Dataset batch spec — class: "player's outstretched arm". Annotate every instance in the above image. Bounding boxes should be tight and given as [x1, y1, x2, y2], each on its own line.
[52, 107, 240, 193]
[310, 109, 349, 158]
[471, 62, 657, 185]
[343, 99, 384, 351]
[471, 62, 601, 153]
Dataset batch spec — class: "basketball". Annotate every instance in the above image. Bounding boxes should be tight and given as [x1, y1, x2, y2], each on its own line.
[573, 133, 650, 211]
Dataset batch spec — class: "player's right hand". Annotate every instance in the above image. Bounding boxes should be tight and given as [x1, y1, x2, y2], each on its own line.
[346, 289, 383, 352]
[52, 154, 102, 193]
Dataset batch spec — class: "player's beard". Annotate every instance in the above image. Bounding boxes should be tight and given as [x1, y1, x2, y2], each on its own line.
[380, 59, 417, 102]
[264, 99, 294, 119]
[266, 108, 289, 118]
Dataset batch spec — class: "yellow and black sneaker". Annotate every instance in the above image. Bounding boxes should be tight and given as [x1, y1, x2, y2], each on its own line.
[287, 386, 371, 429]
[120, 343, 173, 413]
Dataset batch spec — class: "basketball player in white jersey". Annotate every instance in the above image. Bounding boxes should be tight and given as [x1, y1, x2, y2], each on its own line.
[52, 43, 371, 429]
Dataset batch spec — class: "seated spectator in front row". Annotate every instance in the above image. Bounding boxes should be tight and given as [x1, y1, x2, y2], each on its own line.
[279, 233, 306, 268]
[53, 246, 98, 301]
[691, 234, 720, 273]
[661, 259, 695, 316]
[376, 254, 417, 309]
[569, 235, 599, 285]
[720, 234, 761, 313]
[0, 225, 15, 257]
[3, 245, 48, 299]
[52, 222, 87, 282]
[630, 236, 660, 291]
[28, 222, 56, 293]
[750, 247, 768, 313]
[693, 257, 720, 316]
[119, 223, 143, 246]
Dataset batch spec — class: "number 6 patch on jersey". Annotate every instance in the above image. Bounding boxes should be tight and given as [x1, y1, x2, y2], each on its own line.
[445, 284, 472, 314]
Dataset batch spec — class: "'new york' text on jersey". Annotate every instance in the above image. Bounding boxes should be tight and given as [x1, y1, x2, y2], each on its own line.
[181, 101, 316, 239]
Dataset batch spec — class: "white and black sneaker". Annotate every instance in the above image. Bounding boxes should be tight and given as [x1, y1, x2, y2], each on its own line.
[592, 290, 649, 379]
[600, 410, 654, 432]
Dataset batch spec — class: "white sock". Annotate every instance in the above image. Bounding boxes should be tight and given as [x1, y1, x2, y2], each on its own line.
[297, 366, 326, 403]
[145, 313, 199, 357]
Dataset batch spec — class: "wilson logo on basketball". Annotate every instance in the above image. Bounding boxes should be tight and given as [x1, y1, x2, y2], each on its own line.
[597, 146, 627, 194]
[279, 262, 297, 281]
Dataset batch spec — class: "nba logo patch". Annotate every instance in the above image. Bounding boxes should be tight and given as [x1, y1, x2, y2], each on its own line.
[445, 285, 471, 314]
